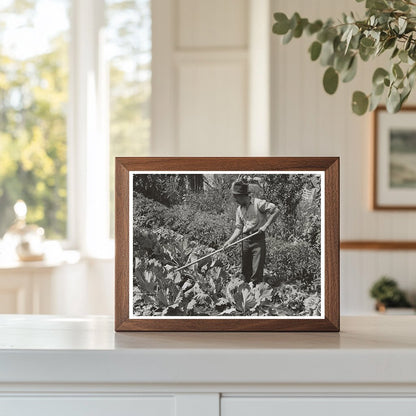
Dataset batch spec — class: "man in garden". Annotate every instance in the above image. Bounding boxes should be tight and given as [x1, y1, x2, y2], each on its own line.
[223, 181, 278, 284]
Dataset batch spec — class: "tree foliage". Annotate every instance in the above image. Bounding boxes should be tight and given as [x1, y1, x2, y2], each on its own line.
[272, 0, 416, 115]
[0, 3, 69, 237]
[107, 0, 152, 237]
[0, 0, 152, 239]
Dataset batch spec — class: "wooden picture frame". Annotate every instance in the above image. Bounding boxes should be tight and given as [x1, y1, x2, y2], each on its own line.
[115, 157, 339, 331]
[373, 106, 416, 210]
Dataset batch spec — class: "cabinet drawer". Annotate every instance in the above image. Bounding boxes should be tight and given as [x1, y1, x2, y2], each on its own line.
[222, 397, 416, 416]
[1, 396, 174, 416]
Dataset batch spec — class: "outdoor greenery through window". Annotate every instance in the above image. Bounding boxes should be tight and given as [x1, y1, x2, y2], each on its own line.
[107, 0, 151, 237]
[0, 0, 70, 239]
[0, 0, 151, 243]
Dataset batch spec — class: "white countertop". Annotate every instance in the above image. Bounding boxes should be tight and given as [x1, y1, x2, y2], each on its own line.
[1, 315, 415, 386]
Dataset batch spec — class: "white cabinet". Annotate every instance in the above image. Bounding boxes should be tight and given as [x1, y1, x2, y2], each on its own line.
[222, 398, 416, 416]
[1, 397, 175, 416]
[1, 316, 416, 415]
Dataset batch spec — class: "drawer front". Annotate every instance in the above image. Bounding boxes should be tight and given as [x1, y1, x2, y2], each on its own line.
[222, 397, 416, 416]
[1, 396, 174, 416]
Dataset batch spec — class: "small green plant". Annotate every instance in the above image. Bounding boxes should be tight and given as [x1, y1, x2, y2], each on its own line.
[369, 276, 412, 308]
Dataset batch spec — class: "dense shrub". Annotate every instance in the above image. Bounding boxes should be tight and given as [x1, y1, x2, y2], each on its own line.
[133, 174, 204, 207]
[266, 239, 320, 281]
[133, 192, 168, 228]
[165, 206, 233, 249]
[133, 193, 235, 249]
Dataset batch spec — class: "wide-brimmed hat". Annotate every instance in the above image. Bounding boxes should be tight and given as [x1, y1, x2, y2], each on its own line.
[231, 181, 249, 195]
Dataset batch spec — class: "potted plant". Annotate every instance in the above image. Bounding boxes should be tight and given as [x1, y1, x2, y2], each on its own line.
[369, 276, 413, 312]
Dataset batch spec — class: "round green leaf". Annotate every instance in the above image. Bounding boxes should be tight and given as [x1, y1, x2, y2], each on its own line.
[309, 41, 322, 61]
[282, 29, 293, 44]
[323, 67, 339, 95]
[373, 82, 384, 96]
[369, 92, 383, 112]
[334, 52, 352, 73]
[352, 91, 369, 115]
[317, 30, 328, 43]
[320, 41, 335, 66]
[399, 50, 408, 63]
[293, 18, 308, 38]
[372, 68, 389, 86]
[290, 12, 301, 30]
[367, 0, 388, 11]
[273, 13, 290, 35]
[400, 88, 411, 107]
[360, 37, 375, 48]
[359, 44, 375, 62]
[307, 20, 323, 35]
[391, 47, 399, 59]
[342, 56, 357, 83]
[387, 87, 401, 113]
[384, 37, 396, 50]
[393, 63, 404, 79]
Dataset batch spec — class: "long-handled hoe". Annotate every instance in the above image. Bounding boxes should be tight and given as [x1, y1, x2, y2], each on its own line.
[174, 230, 260, 273]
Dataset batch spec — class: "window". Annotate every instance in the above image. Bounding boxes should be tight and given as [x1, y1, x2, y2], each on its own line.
[106, 0, 151, 237]
[0, 0, 70, 239]
[0, 0, 151, 253]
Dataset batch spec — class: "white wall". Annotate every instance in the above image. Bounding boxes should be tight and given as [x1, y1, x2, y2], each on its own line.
[270, 0, 416, 313]
[152, 0, 251, 156]
[42, 0, 415, 316]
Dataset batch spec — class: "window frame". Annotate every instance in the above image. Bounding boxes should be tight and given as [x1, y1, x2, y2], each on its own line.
[0, 0, 152, 258]
[68, 0, 111, 257]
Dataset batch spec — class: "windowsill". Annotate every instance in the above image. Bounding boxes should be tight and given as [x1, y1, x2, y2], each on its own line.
[0, 238, 115, 269]
[0, 250, 81, 270]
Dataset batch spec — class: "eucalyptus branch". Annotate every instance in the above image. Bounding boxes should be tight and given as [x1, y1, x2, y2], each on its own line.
[272, 0, 416, 115]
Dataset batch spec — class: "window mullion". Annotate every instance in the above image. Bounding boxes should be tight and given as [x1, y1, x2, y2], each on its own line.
[69, 0, 109, 256]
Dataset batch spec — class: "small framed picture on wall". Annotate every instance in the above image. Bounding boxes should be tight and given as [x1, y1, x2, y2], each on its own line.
[374, 106, 416, 209]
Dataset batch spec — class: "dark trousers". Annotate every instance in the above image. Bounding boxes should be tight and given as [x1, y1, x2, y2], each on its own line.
[241, 233, 266, 284]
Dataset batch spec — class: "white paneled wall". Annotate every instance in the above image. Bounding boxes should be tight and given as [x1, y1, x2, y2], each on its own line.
[150, 0, 416, 314]
[177, 56, 247, 155]
[271, 0, 416, 313]
[177, 0, 248, 49]
[152, 0, 250, 156]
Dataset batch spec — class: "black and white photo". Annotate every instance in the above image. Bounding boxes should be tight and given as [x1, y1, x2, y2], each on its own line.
[130, 171, 324, 318]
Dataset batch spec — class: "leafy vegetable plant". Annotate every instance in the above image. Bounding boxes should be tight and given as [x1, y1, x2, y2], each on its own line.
[132, 226, 321, 317]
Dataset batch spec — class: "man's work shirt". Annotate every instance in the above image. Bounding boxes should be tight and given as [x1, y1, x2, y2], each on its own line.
[235, 197, 277, 234]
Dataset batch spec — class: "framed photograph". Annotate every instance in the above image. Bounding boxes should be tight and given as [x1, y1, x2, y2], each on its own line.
[374, 106, 416, 209]
[115, 157, 339, 331]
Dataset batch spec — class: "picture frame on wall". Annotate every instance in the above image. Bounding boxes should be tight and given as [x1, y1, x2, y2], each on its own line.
[115, 157, 339, 332]
[374, 106, 416, 210]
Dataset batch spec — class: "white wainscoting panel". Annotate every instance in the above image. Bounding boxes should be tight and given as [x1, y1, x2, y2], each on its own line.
[152, 0, 249, 156]
[177, 0, 248, 49]
[341, 250, 416, 314]
[177, 60, 247, 156]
